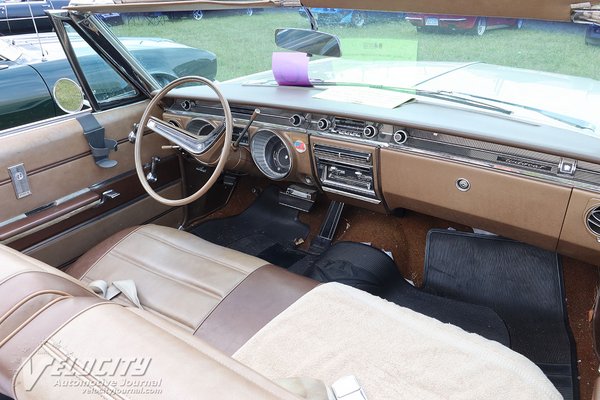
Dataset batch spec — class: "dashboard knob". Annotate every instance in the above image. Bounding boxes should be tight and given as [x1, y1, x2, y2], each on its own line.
[363, 125, 378, 138]
[289, 114, 305, 127]
[393, 130, 408, 145]
[456, 178, 471, 192]
[318, 118, 331, 131]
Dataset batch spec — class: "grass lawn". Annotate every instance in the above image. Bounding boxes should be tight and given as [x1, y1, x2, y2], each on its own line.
[111, 10, 600, 82]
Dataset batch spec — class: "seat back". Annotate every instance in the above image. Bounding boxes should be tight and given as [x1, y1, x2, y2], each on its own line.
[0, 245, 300, 400]
[0, 245, 104, 397]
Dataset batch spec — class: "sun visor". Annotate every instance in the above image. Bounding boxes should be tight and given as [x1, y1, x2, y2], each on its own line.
[301, 0, 592, 22]
[66, 0, 300, 13]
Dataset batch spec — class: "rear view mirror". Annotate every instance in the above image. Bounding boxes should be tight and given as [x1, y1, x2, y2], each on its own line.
[53, 78, 84, 113]
[275, 28, 341, 57]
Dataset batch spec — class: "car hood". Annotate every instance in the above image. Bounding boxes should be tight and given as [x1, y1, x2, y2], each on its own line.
[416, 62, 600, 132]
[237, 58, 600, 133]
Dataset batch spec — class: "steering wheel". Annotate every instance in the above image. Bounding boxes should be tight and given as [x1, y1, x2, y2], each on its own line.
[135, 76, 233, 207]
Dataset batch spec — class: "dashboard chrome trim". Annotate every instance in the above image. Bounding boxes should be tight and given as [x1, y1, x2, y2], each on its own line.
[389, 144, 600, 193]
[322, 187, 382, 204]
[165, 102, 600, 195]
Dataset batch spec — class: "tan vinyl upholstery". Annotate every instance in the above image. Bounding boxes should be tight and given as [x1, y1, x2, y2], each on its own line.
[0, 244, 301, 399]
[66, 224, 318, 352]
[67, 225, 271, 331]
[12, 304, 302, 400]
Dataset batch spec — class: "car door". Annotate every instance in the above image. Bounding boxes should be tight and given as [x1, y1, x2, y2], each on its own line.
[0, 16, 184, 268]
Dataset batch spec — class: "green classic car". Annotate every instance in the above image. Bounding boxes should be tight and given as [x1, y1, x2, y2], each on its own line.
[0, 32, 217, 130]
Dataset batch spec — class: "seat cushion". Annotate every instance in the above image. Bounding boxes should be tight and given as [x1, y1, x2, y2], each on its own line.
[65, 224, 318, 352]
[66, 224, 269, 331]
[234, 282, 562, 400]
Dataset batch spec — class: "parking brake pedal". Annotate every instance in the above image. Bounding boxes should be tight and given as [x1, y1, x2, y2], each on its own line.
[308, 200, 345, 255]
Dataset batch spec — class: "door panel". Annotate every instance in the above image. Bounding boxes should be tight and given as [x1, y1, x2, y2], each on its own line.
[24, 184, 183, 267]
[0, 101, 174, 219]
[0, 100, 183, 264]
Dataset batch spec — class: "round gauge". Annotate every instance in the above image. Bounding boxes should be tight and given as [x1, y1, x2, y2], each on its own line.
[250, 130, 292, 180]
[186, 118, 215, 137]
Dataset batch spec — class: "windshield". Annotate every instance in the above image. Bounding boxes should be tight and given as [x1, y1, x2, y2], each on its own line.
[103, 8, 600, 131]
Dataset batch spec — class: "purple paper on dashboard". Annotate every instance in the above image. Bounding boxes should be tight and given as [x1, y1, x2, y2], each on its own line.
[272, 52, 312, 87]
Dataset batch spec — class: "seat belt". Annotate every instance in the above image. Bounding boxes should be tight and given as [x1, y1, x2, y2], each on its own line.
[89, 279, 143, 309]
[276, 375, 368, 400]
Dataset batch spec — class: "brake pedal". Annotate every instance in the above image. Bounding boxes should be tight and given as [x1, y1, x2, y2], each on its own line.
[308, 200, 345, 255]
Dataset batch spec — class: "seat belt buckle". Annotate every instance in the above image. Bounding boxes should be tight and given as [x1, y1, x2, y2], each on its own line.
[331, 375, 368, 400]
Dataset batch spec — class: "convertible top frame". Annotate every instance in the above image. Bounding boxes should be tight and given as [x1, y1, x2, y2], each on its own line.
[64, 0, 588, 21]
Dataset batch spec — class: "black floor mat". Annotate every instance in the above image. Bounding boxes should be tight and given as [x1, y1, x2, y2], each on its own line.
[423, 229, 578, 400]
[192, 186, 310, 267]
[382, 277, 510, 346]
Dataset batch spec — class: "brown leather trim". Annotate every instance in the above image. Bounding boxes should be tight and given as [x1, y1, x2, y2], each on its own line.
[0, 296, 105, 398]
[0, 191, 100, 242]
[65, 226, 141, 280]
[194, 264, 318, 355]
[7, 156, 180, 251]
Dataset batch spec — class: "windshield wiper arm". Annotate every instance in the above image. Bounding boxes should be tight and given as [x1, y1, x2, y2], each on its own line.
[449, 91, 595, 131]
[314, 81, 513, 115]
[415, 90, 513, 115]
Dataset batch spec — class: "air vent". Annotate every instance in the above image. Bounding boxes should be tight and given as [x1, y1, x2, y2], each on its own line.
[313, 144, 372, 166]
[586, 206, 600, 236]
[334, 117, 365, 135]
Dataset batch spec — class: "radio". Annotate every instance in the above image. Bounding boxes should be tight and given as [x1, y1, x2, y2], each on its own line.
[313, 144, 378, 199]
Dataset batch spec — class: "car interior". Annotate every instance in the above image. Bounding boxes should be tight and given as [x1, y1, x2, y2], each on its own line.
[0, 0, 599, 399]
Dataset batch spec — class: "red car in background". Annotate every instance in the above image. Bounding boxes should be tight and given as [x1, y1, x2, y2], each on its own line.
[405, 14, 524, 35]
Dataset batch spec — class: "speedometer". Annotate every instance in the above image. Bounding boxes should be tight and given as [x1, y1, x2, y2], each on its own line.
[250, 130, 292, 180]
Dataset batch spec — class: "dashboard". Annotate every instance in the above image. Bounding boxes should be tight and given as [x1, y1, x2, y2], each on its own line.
[160, 86, 600, 266]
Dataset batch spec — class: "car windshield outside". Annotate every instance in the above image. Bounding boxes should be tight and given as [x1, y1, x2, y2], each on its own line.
[102, 8, 600, 133]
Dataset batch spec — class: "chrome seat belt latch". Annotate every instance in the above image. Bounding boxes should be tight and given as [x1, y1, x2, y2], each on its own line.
[331, 375, 368, 400]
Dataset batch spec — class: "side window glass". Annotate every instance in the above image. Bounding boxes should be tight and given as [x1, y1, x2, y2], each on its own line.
[64, 24, 138, 106]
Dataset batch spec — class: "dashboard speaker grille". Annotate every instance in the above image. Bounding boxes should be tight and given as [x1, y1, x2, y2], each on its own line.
[586, 206, 600, 236]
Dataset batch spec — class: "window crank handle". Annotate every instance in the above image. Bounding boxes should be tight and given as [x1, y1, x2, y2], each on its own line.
[146, 156, 161, 183]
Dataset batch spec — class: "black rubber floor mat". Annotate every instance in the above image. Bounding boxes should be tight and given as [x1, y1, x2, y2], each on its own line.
[382, 277, 511, 346]
[423, 229, 577, 400]
[192, 186, 310, 264]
